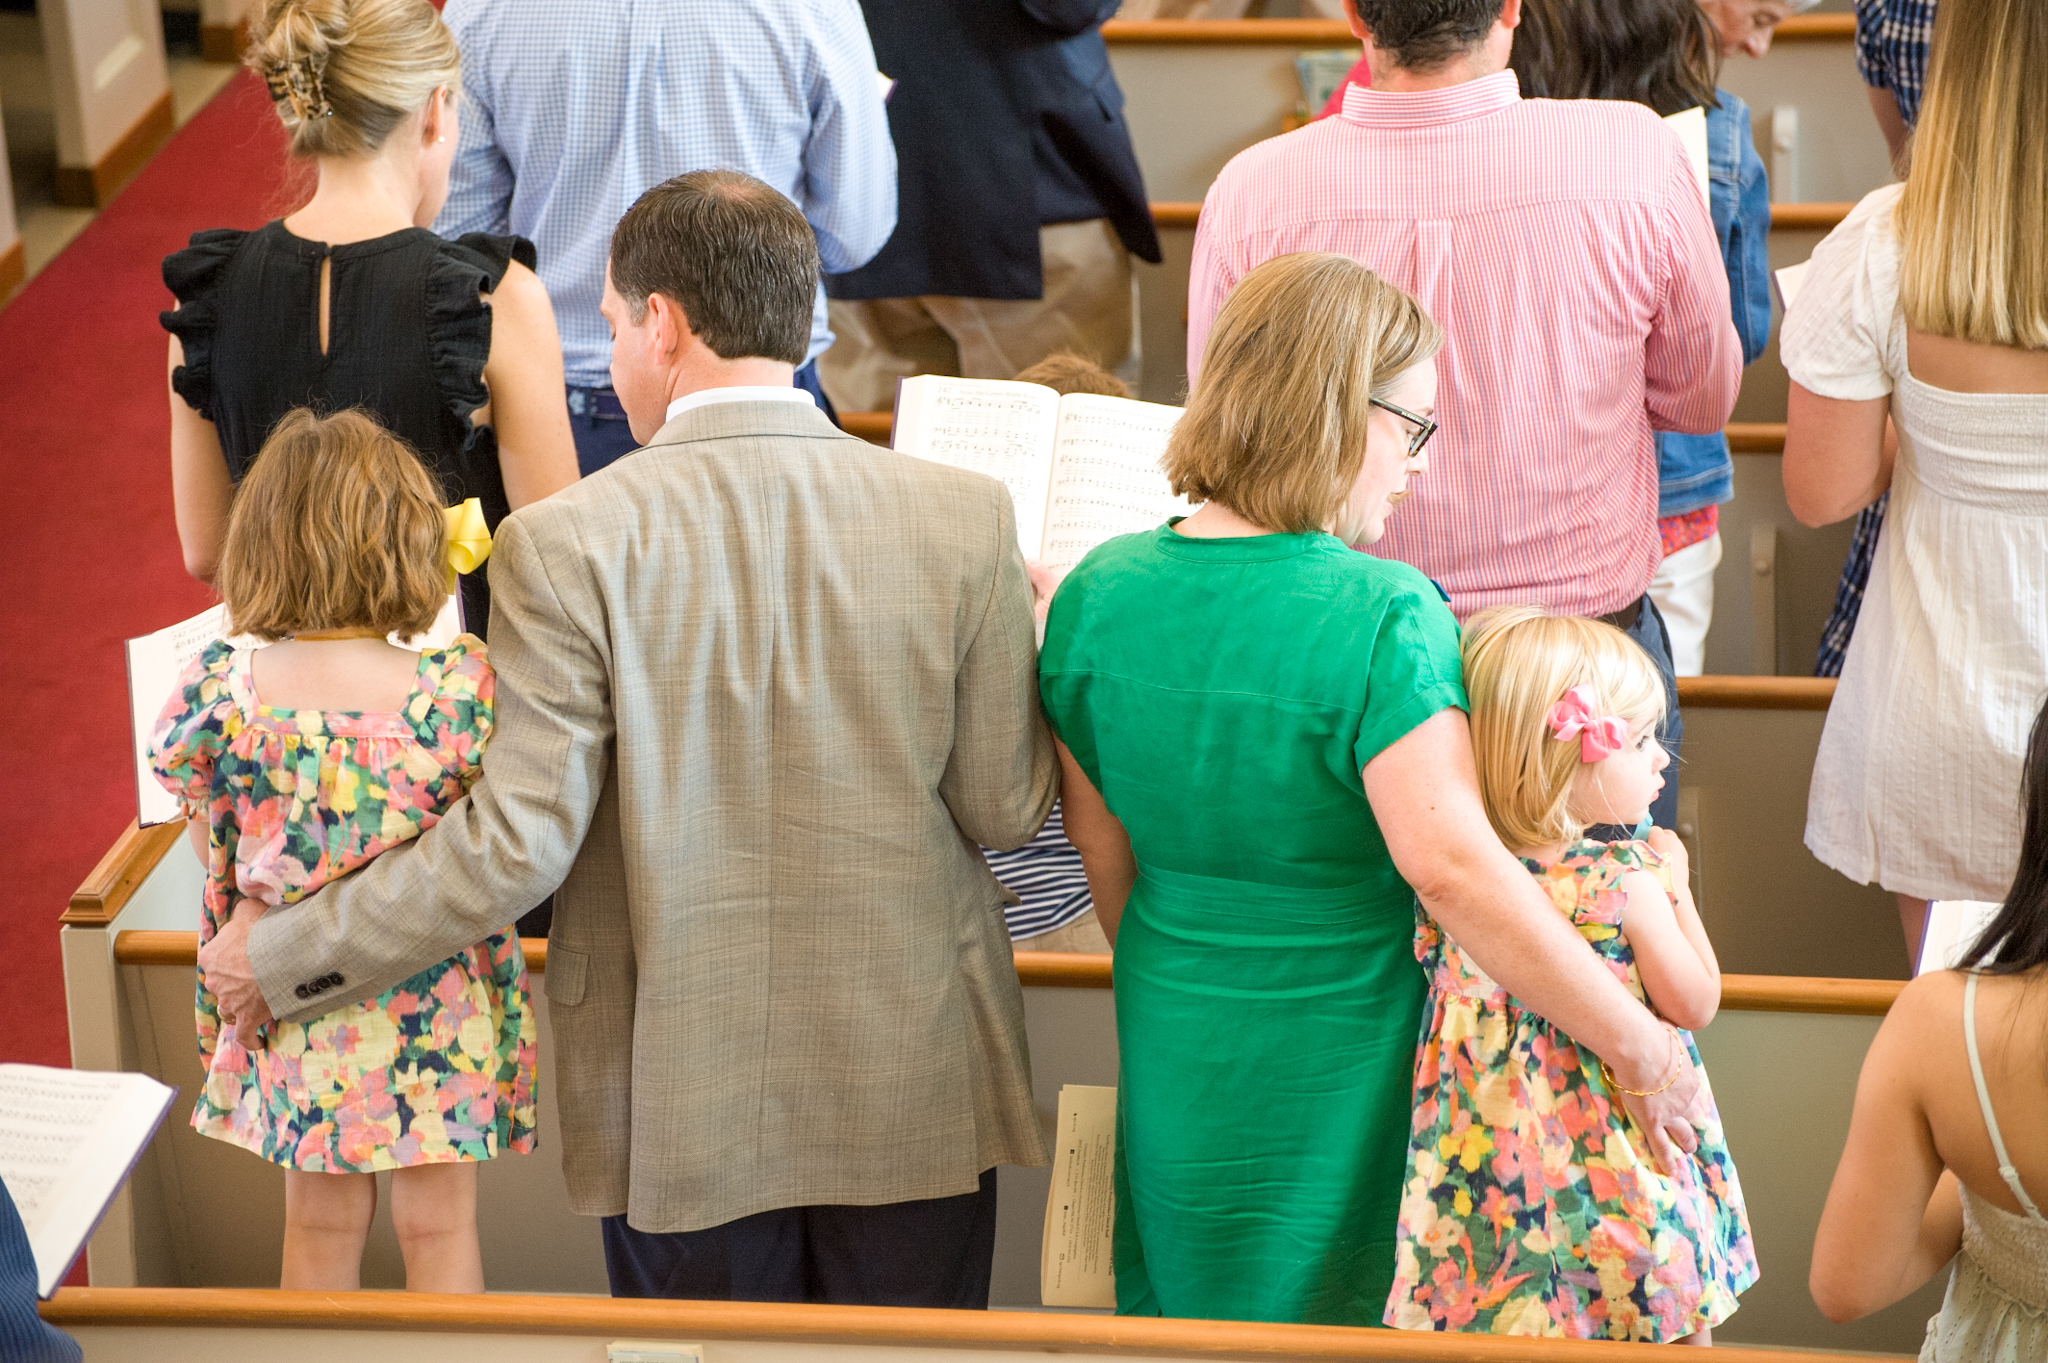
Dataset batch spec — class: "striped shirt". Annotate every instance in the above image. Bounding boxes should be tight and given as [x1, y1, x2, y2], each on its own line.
[1187, 72, 1741, 619]
[985, 802, 1093, 941]
[434, 0, 897, 386]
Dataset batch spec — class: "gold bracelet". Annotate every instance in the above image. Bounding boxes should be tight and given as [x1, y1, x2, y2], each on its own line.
[1599, 1027, 1684, 1098]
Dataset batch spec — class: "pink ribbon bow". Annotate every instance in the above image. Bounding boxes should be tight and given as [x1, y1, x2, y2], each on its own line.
[1548, 685, 1631, 763]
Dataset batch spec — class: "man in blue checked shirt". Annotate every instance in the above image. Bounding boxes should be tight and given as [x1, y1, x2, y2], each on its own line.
[434, 0, 897, 475]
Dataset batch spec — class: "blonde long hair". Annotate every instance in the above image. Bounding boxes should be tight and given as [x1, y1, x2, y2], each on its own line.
[1163, 253, 1441, 534]
[1461, 607, 1667, 850]
[1895, 0, 2048, 349]
[246, 0, 460, 160]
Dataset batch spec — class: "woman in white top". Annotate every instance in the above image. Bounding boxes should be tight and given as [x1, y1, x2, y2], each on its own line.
[1811, 696, 2048, 1361]
[1779, 0, 2048, 964]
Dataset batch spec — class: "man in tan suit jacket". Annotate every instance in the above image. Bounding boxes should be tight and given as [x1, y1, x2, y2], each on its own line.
[200, 170, 1057, 1305]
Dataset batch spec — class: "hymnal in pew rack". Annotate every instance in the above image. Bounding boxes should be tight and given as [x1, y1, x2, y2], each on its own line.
[0, 1065, 176, 1297]
[891, 375, 1189, 575]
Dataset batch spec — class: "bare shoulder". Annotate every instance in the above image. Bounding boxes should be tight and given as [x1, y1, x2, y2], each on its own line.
[485, 260, 552, 323]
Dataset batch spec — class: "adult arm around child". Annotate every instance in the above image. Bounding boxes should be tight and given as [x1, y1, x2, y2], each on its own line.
[1365, 708, 1708, 1174]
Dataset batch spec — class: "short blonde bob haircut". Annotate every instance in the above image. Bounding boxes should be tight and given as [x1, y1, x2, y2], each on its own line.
[219, 408, 448, 642]
[1461, 605, 1667, 851]
[247, 0, 460, 161]
[1164, 253, 1442, 534]
[1895, 0, 2048, 349]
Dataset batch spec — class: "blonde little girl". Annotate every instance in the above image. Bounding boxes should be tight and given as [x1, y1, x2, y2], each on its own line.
[1384, 606, 1756, 1343]
[149, 408, 535, 1292]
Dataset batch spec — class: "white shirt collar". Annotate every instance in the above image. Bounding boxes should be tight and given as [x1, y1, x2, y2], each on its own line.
[664, 385, 817, 425]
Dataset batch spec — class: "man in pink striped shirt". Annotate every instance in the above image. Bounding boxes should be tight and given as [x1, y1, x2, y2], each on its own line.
[1188, 0, 1740, 827]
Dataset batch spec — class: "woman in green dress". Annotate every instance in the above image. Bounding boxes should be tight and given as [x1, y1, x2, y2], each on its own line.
[1038, 253, 1712, 1325]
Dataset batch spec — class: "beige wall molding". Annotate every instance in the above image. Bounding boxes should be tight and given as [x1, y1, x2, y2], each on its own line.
[54, 89, 175, 209]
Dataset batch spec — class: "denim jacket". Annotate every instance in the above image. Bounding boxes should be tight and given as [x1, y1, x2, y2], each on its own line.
[1657, 92, 1772, 518]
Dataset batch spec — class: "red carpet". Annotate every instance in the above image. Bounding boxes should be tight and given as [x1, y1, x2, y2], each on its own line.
[0, 72, 292, 1068]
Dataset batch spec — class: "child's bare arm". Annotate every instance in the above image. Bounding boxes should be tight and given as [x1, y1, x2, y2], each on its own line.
[184, 814, 209, 867]
[1647, 827, 1720, 998]
[1619, 835, 1720, 1029]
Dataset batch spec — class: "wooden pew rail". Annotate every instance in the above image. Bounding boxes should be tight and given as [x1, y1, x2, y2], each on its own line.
[40, 1286, 1893, 1362]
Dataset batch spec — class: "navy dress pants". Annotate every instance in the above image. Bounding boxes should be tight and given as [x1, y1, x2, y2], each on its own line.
[601, 1169, 998, 1307]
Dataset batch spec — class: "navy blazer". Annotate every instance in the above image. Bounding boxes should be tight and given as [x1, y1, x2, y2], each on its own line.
[826, 0, 1162, 302]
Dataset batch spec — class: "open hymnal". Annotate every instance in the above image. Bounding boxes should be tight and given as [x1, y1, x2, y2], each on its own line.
[1040, 1084, 1117, 1309]
[1664, 106, 1710, 207]
[1774, 260, 1812, 315]
[126, 594, 464, 827]
[0, 1065, 177, 1298]
[891, 376, 1189, 575]
[1918, 900, 2002, 975]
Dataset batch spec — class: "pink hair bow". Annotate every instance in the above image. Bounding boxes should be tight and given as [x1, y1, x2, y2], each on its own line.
[1548, 685, 1630, 763]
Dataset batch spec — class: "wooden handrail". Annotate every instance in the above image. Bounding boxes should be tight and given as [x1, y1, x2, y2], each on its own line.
[108, 932, 1897, 1015]
[853, 414, 1796, 454]
[1149, 202, 1850, 233]
[37, 1285, 1883, 1360]
[1726, 421, 1786, 454]
[840, 409, 891, 442]
[1679, 675, 1834, 710]
[1101, 14, 1853, 42]
[62, 820, 186, 926]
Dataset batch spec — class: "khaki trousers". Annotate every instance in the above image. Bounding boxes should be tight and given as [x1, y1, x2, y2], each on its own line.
[820, 220, 1140, 414]
[1008, 908, 1112, 955]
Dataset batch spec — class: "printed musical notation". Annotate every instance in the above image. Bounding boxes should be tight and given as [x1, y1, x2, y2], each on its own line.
[899, 378, 1061, 557]
[0, 1068, 133, 1222]
[1041, 396, 1187, 572]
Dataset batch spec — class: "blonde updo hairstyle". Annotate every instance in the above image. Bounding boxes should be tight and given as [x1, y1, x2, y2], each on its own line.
[247, 0, 459, 160]
[1460, 606, 1668, 851]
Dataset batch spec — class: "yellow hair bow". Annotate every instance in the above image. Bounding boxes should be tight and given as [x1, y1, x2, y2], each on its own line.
[444, 498, 492, 589]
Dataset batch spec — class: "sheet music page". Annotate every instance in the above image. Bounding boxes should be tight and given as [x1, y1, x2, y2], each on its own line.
[1040, 1084, 1117, 1308]
[1663, 107, 1709, 207]
[1917, 900, 2003, 975]
[1774, 260, 1811, 315]
[1039, 394, 1188, 575]
[0, 1064, 176, 1296]
[892, 376, 1060, 559]
[127, 603, 230, 827]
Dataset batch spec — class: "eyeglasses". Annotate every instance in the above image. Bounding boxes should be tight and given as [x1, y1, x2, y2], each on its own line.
[1371, 397, 1437, 460]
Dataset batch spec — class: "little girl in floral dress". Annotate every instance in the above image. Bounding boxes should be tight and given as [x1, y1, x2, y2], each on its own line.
[149, 408, 536, 1292]
[1384, 606, 1756, 1343]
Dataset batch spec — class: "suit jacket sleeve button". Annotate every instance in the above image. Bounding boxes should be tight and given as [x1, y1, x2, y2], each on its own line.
[294, 984, 312, 1000]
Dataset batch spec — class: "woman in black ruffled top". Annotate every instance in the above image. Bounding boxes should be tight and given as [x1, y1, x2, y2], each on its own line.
[163, 0, 577, 637]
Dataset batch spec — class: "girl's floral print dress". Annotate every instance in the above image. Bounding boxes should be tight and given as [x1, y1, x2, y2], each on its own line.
[1384, 840, 1756, 1341]
[149, 636, 537, 1173]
